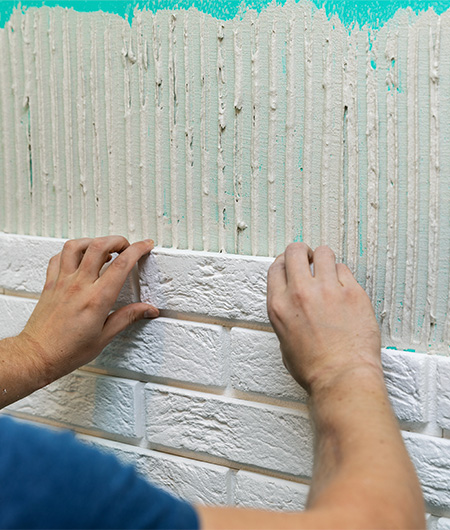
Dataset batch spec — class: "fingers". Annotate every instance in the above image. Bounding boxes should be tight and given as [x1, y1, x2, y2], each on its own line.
[96, 239, 155, 303]
[312, 246, 338, 282]
[79, 236, 131, 279]
[44, 253, 62, 289]
[336, 263, 357, 286]
[267, 253, 287, 309]
[101, 303, 159, 344]
[284, 242, 313, 286]
[59, 238, 93, 275]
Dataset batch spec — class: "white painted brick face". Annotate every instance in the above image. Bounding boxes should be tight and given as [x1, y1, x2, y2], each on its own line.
[144, 383, 314, 478]
[436, 357, 450, 431]
[0, 234, 64, 294]
[139, 250, 272, 323]
[234, 471, 309, 511]
[381, 348, 429, 426]
[404, 432, 450, 515]
[7, 371, 143, 439]
[96, 317, 229, 387]
[230, 327, 308, 402]
[83, 437, 231, 506]
[0, 295, 36, 339]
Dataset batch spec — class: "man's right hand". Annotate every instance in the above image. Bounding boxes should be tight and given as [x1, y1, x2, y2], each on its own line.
[266, 243, 382, 394]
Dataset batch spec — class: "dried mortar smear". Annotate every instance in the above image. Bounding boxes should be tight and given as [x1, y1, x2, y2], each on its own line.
[0, 2, 449, 352]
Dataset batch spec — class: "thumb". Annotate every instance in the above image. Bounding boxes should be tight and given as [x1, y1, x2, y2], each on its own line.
[102, 303, 159, 345]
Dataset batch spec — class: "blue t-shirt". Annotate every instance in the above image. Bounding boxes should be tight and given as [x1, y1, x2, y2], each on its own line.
[0, 416, 200, 529]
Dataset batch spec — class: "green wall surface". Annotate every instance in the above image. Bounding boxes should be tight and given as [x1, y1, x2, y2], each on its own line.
[1, 0, 450, 28]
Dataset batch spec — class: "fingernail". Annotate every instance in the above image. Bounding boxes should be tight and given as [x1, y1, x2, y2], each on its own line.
[144, 308, 159, 319]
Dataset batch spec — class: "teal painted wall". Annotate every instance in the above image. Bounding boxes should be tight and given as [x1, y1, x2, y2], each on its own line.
[1, 0, 450, 28]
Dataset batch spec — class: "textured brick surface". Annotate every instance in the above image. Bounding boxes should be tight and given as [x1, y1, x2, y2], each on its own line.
[230, 327, 307, 402]
[436, 517, 450, 530]
[404, 431, 450, 515]
[436, 357, 450, 431]
[0, 295, 36, 339]
[381, 349, 428, 425]
[0, 233, 138, 305]
[96, 317, 229, 387]
[139, 249, 271, 323]
[144, 383, 313, 478]
[84, 437, 230, 505]
[234, 471, 309, 511]
[0, 234, 64, 294]
[7, 371, 143, 439]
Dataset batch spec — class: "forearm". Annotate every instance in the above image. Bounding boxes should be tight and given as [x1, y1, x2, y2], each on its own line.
[306, 364, 425, 528]
[0, 334, 51, 408]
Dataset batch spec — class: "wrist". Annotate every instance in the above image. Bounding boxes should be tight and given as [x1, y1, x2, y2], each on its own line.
[308, 358, 385, 402]
[14, 332, 55, 390]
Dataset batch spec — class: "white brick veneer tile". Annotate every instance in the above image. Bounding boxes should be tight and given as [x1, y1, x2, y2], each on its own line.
[139, 249, 272, 323]
[144, 383, 313, 478]
[231, 328, 428, 426]
[7, 371, 143, 439]
[436, 357, 450, 431]
[0, 234, 64, 294]
[381, 348, 428, 425]
[96, 317, 229, 387]
[0, 295, 36, 339]
[234, 470, 309, 511]
[404, 432, 450, 515]
[84, 437, 231, 506]
[0, 233, 137, 304]
[230, 327, 307, 402]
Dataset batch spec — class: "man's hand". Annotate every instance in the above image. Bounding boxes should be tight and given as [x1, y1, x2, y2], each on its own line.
[13, 236, 159, 387]
[267, 243, 381, 394]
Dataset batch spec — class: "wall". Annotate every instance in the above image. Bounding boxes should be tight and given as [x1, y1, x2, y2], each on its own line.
[1, 3, 450, 352]
[1, 232, 450, 525]
[1, 0, 450, 526]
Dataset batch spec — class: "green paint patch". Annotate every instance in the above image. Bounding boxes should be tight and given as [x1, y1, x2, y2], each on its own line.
[385, 346, 398, 350]
[2, 0, 450, 29]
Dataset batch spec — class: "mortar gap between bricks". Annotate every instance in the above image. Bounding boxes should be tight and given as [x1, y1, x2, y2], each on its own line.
[2, 289, 40, 300]
[80, 365, 229, 396]
[158, 309, 274, 332]
[145, 442, 312, 486]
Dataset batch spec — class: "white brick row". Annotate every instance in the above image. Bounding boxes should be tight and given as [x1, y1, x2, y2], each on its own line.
[404, 431, 450, 515]
[230, 327, 430, 427]
[96, 317, 229, 388]
[7, 371, 143, 439]
[0, 293, 435, 430]
[144, 383, 313, 478]
[233, 471, 309, 511]
[0, 233, 272, 323]
[82, 436, 231, 506]
[0, 234, 64, 294]
[82, 436, 310, 511]
[139, 248, 271, 323]
[0, 233, 141, 305]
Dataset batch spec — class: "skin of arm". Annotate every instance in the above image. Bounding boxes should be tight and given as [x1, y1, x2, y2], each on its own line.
[197, 243, 425, 529]
[0, 236, 159, 408]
